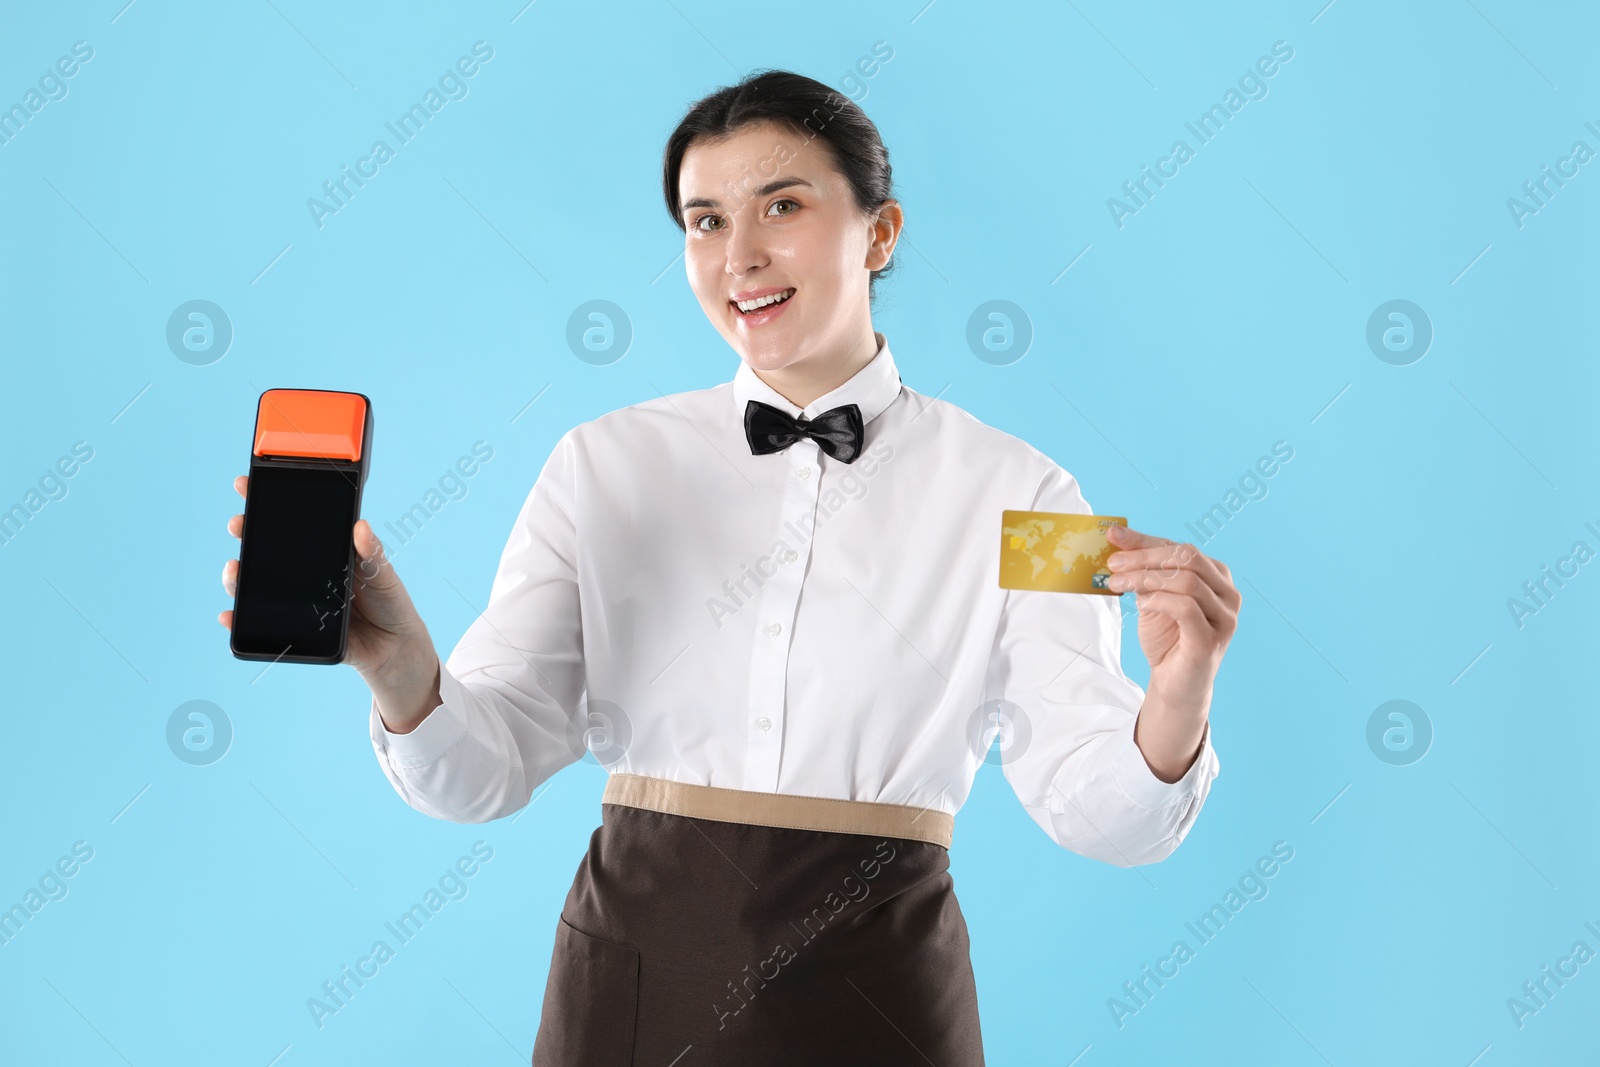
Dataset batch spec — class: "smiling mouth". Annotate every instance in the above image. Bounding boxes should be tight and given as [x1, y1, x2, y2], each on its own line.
[732, 288, 796, 315]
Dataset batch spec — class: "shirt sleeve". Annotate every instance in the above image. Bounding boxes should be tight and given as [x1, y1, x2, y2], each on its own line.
[368, 429, 588, 823]
[983, 460, 1220, 866]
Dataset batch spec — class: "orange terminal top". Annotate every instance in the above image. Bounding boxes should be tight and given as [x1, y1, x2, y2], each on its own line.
[253, 389, 367, 461]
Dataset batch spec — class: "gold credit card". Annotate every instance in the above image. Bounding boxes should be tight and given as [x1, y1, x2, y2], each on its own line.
[999, 511, 1127, 594]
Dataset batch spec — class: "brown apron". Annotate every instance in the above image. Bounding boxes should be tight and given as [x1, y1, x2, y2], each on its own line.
[531, 775, 985, 1065]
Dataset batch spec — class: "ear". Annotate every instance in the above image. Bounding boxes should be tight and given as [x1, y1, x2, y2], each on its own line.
[864, 199, 903, 272]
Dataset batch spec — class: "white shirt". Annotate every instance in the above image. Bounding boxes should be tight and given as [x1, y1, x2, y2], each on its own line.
[369, 333, 1219, 866]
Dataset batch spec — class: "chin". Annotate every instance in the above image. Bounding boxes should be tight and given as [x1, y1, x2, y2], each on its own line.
[737, 337, 806, 374]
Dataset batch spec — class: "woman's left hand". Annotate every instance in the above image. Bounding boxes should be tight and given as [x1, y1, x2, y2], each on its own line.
[1104, 525, 1240, 715]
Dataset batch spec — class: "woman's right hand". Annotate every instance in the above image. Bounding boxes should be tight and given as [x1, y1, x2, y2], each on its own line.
[219, 474, 440, 720]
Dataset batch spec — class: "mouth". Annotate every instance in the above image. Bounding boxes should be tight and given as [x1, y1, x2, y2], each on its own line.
[730, 287, 796, 322]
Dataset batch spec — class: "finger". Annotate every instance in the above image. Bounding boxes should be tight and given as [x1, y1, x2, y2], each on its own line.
[1209, 556, 1238, 602]
[1211, 559, 1241, 610]
[234, 474, 248, 498]
[1110, 542, 1210, 578]
[352, 519, 400, 592]
[1111, 542, 1234, 600]
[222, 558, 238, 597]
[218, 609, 232, 630]
[1113, 567, 1232, 629]
[1134, 590, 1215, 640]
[1178, 548, 1238, 607]
[228, 513, 243, 539]
[1106, 524, 1170, 550]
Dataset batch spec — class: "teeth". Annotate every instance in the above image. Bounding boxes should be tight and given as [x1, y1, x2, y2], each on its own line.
[736, 289, 794, 313]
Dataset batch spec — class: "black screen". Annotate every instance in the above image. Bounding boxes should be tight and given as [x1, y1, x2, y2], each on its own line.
[232, 465, 359, 661]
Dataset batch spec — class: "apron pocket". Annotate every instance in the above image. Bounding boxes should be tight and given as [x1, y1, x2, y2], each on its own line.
[532, 914, 640, 1067]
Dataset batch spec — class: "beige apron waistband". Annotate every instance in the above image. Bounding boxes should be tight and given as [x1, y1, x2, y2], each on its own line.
[601, 773, 953, 850]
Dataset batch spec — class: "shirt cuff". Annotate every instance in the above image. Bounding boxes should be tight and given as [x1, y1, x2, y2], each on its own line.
[1106, 714, 1213, 811]
[369, 661, 471, 766]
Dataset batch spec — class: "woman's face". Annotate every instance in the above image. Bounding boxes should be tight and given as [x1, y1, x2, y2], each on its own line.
[678, 120, 896, 381]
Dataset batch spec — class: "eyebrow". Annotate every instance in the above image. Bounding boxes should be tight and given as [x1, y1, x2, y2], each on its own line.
[681, 176, 813, 215]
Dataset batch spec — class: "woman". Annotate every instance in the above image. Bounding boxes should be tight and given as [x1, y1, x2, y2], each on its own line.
[220, 70, 1239, 1065]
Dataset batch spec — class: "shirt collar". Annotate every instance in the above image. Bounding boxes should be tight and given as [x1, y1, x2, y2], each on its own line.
[732, 331, 902, 426]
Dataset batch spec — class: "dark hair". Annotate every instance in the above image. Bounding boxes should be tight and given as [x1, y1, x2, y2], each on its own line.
[662, 69, 897, 305]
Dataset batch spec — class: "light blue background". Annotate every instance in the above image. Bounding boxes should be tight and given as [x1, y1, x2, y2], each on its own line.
[2, 1, 1595, 1063]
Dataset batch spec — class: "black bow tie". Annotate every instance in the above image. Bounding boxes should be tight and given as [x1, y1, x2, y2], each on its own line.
[744, 400, 865, 464]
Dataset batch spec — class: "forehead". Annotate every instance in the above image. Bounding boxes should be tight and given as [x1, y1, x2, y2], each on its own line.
[678, 120, 836, 192]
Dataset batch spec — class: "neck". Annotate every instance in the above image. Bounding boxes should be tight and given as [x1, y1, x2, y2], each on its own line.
[754, 329, 881, 410]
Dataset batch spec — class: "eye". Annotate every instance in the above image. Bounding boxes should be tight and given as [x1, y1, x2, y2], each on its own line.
[767, 197, 799, 217]
[692, 213, 724, 233]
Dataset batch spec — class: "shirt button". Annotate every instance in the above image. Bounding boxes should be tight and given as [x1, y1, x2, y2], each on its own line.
[796, 466, 812, 479]
[782, 549, 798, 563]
[766, 622, 782, 636]
[757, 716, 773, 732]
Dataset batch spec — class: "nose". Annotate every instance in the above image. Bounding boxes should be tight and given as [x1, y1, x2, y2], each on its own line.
[724, 214, 769, 278]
